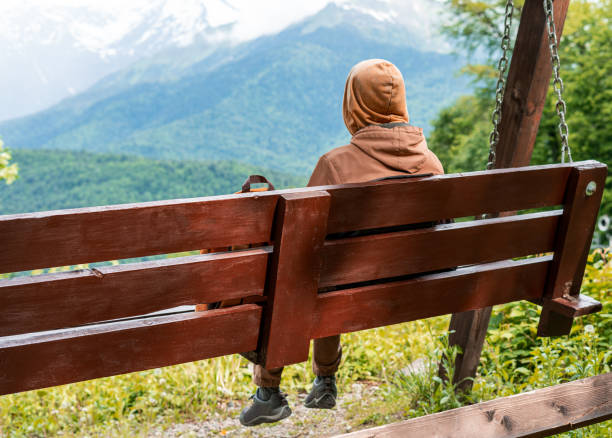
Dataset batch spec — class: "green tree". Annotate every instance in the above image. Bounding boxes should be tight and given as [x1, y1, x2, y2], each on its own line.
[430, 0, 612, 219]
[0, 138, 18, 184]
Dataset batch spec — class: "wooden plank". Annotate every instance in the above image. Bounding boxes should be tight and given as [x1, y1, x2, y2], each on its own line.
[311, 257, 550, 339]
[320, 211, 560, 288]
[326, 163, 573, 234]
[0, 305, 261, 395]
[446, 0, 572, 391]
[334, 372, 612, 438]
[538, 162, 607, 336]
[540, 294, 602, 318]
[0, 248, 269, 336]
[495, 0, 571, 167]
[0, 162, 583, 274]
[0, 193, 279, 274]
[258, 192, 330, 369]
[543, 164, 607, 299]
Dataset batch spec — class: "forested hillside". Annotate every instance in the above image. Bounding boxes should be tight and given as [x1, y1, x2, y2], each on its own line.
[0, 149, 306, 214]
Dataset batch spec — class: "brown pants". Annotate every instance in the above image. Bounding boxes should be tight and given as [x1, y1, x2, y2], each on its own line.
[252, 335, 342, 387]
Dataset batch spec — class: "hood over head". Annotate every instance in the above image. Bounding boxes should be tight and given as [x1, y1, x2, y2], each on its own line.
[343, 59, 409, 135]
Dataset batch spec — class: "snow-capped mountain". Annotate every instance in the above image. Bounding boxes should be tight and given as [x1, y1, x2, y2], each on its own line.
[0, 0, 237, 120]
[0, 0, 445, 122]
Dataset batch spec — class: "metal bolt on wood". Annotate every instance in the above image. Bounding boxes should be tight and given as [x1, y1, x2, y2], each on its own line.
[585, 181, 597, 196]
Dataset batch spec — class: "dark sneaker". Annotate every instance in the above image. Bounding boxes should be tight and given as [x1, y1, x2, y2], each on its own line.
[239, 387, 292, 426]
[304, 375, 337, 409]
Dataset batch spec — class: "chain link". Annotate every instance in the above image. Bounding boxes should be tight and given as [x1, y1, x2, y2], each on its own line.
[543, 0, 573, 163]
[487, 0, 514, 170]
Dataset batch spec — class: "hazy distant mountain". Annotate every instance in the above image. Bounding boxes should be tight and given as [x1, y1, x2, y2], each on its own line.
[0, 0, 237, 120]
[0, 2, 467, 174]
[0, 0, 448, 121]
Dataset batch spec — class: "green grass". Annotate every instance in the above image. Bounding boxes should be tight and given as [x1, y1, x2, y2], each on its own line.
[1, 249, 610, 437]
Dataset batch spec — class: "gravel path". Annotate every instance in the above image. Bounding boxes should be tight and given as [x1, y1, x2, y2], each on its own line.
[149, 382, 388, 438]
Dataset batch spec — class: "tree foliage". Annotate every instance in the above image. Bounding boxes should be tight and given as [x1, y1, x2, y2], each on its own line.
[430, 0, 612, 221]
[0, 138, 18, 185]
[0, 149, 305, 215]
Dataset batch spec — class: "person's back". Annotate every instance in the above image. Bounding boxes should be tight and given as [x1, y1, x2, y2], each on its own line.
[240, 59, 444, 427]
[309, 59, 443, 186]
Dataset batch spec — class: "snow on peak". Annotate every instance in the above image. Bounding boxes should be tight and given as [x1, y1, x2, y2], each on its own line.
[335, 0, 398, 23]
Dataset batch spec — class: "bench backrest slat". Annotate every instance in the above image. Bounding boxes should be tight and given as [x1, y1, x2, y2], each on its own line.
[0, 196, 278, 274]
[0, 249, 269, 336]
[312, 257, 551, 339]
[320, 210, 560, 288]
[0, 305, 261, 396]
[325, 163, 572, 233]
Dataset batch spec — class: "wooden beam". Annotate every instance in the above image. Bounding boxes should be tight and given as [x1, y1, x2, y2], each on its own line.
[495, 0, 571, 167]
[445, 0, 572, 393]
[0, 248, 269, 336]
[335, 372, 612, 438]
[321, 211, 559, 288]
[538, 162, 607, 336]
[312, 258, 550, 339]
[258, 191, 330, 369]
[0, 305, 261, 395]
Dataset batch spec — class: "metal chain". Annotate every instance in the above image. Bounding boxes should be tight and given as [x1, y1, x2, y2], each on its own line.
[544, 0, 572, 163]
[487, 0, 514, 170]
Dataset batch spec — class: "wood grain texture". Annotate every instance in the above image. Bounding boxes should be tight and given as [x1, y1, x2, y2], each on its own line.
[0, 305, 261, 395]
[541, 294, 602, 318]
[312, 257, 551, 339]
[0, 248, 269, 336]
[325, 163, 573, 234]
[447, 0, 571, 391]
[538, 163, 607, 336]
[334, 372, 612, 438]
[0, 194, 279, 274]
[443, 307, 493, 393]
[320, 211, 560, 287]
[1, 162, 587, 275]
[544, 163, 607, 299]
[259, 192, 330, 369]
[495, 0, 571, 167]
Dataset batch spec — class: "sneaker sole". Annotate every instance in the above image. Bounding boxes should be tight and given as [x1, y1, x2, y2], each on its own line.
[239, 406, 292, 427]
[304, 394, 336, 409]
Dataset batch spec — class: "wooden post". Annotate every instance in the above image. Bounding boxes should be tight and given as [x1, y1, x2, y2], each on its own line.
[444, 0, 571, 393]
[538, 162, 607, 336]
[258, 191, 331, 369]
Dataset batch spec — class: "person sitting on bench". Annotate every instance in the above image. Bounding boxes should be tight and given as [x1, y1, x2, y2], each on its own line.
[240, 58, 445, 427]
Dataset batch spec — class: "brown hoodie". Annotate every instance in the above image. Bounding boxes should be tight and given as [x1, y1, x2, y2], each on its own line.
[308, 59, 443, 186]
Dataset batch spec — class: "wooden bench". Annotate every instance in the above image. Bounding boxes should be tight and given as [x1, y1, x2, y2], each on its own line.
[0, 160, 606, 398]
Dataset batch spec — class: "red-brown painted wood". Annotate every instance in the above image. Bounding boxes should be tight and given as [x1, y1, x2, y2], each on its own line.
[495, 0, 571, 167]
[326, 163, 573, 234]
[0, 194, 279, 274]
[0, 248, 269, 336]
[259, 192, 330, 369]
[320, 210, 560, 288]
[0, 305, 261, 395]
[312, 257, 551, 339]
[544, 163, 607, 299]
[0, 162, 582, 275]
[538, 163, 607, 336]
[541, 294, 602, 318]
[447, 0, 572, 390]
